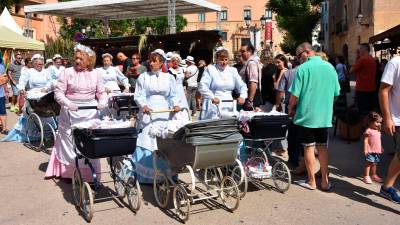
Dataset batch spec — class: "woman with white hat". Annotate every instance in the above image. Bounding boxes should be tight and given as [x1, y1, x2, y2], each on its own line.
[97, 53, 130, 93]
[199, 47, 247, 120]
[47, 54, 65, 81]
[45, 44, 107, 181]
[168, 54, 189, 111]
[131, 50, 180, 183]
[1, 54, 53, 142]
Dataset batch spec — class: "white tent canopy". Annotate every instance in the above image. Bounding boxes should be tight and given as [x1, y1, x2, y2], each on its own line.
[0, 7, 23, 35]
[24, 0, 221, 20]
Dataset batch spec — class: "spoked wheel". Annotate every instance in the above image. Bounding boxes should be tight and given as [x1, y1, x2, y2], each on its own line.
[82, 182, 94, 222]
[153, 172, 170, 208]
[231, 165, 248, 199]
[272, 161, 291, 193]
[204, 167, 223, 187]
[220, 176, 240, 212]
[173, 184, 190, 222]
[113, 161, 125, 200]
[72, 168, 83, 206]
[43, 122, 56, 150]
[126, 177, 141, 213]
[25, 113, 44, 150]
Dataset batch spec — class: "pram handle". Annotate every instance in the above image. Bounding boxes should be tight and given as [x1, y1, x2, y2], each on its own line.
[150, 108, 188, 114]
[77, 106, 98, 110]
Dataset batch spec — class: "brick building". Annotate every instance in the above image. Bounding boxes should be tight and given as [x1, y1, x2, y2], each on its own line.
[325, 0, 400, 64]
[11, 0, 59, 43]
[183, 0, 283, 57]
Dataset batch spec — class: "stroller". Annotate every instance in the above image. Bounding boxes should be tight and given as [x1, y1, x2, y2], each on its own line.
[71, 106, 140, 222]
[151, 110, 242, 222]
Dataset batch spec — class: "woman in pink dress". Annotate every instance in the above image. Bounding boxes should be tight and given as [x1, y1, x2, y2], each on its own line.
[45, 44, 107, 181]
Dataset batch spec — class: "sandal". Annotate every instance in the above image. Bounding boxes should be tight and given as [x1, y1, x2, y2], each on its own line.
[1, 130, 9, 135]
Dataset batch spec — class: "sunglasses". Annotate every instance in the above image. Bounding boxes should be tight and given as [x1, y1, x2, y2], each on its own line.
[132, 57, 139, 60]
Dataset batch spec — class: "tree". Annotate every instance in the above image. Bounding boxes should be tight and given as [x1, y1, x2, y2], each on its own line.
[0, 0, 22, 11]
[132, 15, 188, 35]
[267, 0, 323, 54]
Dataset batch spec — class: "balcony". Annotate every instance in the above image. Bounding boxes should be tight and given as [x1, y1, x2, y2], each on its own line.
[25, 0, 46, 3]
[335, 20, 348, 35]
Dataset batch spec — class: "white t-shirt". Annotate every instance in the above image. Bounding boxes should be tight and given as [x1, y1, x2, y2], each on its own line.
[186, 65, 199, 87]
[381, 56, 400, 126]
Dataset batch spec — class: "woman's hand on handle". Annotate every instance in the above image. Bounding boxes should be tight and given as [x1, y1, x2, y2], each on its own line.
[237, 97, 245, 105]
[142, 105, 152, 114]
[173, 105, 181, 113]
[212, 97, 220, 104]
[97, 103, 107, 110]
[68, 103, 78, 111]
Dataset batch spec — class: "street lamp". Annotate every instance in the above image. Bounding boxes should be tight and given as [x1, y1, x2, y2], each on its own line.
[243, 15, 267, 48]
[356, 13, 369, 26]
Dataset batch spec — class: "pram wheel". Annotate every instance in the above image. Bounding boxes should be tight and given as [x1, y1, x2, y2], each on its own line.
[72, 168, 83, 206]
[231, 165, 247, 199]
[220, 176, 240, 211]
[43, 122, 56, 149]
[153, 172, 170, 208]
[272, 161, 291, 193]
[26, 113, 44, 150]
[173, 184, 190, 222]
[204, 168, 223, 188]
[127, 177, 141, 213]
[82, 182, 94, 222]
[113, 161, 125, 200]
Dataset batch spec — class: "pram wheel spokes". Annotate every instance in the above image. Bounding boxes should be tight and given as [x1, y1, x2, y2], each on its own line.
[231, 164, 247, 199]
[272, 161, 291, 193]
[173, 184, 190, 222]
[72, 168, 83, 206]
[82, 182, 94, 222]
[113, 161, 126, 200]
[220, 176, 240, 211]
[203, 167, 223, 188]
[26, 113, 44, 151]
[153, 172, 170, 208]
[43, 122, 56, 150]
[127, 177, 141, 213]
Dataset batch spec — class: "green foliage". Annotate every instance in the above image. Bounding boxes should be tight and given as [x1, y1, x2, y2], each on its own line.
[0, 0, 22, 11]
[267, 0, 323, 54]
[45, 38, 75, 61]
[132, 15, 188, 35]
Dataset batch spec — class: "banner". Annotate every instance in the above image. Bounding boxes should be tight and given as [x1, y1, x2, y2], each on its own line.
[265, 21, 273, 42]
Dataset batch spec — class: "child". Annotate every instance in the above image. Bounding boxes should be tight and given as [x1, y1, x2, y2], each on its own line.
[363, 111, 384, 184]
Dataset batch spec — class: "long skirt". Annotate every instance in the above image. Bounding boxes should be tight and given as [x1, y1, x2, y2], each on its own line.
[45, 101, 101, 181]
[130, 146, 172, 184]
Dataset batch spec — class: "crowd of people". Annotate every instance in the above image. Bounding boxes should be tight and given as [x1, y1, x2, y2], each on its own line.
[1, 40, 400, 204]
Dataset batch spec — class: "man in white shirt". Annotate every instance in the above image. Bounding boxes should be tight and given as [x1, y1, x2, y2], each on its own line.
[379, 56, 400, 203]
[185, 56, 199, 116]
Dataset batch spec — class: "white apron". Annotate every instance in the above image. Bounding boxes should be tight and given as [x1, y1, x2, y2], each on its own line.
[54, 100, 99, 166]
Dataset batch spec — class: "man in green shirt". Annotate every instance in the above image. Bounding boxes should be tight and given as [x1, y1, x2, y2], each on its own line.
[288, 42, 340, 191]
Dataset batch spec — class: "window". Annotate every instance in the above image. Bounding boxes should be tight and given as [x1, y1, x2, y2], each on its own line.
[220, 10, 227, 21]
[244, 9, 251, 20]
[265, 9, 272, 20]
[198, 12, 205, 22]
[15, 5, 21, 14]
[23, 28, 35, 39]
[221, 31, 228, 41]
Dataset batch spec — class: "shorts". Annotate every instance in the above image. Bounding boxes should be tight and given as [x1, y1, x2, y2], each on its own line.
[0, 97, 6, 115]
[296, 125, 328, 147]
[366, 153, 381, 163]
[394, 127, 400, 161]
[11, 84, 18, 96]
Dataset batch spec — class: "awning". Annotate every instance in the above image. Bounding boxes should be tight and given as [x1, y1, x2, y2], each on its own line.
[0, 25, 45, 50]
[24, 0, 221, 20]
[369, 24, 400, 51]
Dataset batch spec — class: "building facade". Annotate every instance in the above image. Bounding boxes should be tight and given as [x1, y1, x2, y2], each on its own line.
[326, 0, 400, 64]
[183, 0, 283, 57]
[11, 0, 59, 43]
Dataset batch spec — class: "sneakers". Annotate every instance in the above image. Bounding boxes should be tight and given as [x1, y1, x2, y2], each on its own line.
[9, 105, 19, 113]
[363, 176, 373, 184]
[380, 186, 400, 203]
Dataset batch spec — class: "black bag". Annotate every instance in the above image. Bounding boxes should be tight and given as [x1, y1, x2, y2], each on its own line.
[241, 115, 290, 139]
[73, 127, 137, 159]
